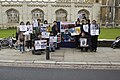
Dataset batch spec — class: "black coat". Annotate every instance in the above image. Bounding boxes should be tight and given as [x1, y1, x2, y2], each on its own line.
[52, 25, 58, 36]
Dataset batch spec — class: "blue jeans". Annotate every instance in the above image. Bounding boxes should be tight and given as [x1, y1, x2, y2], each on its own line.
[19, 43, 25, 52]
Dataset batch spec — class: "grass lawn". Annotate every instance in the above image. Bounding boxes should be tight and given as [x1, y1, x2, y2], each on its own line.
[0, 28, 120, 39]
[99, 28, 120, 39]
[0, 29, 16, 38]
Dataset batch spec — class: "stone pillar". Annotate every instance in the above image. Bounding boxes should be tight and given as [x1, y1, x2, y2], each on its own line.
[92, 3, 101, 22]
[70, 2, 76, 22]
[22, 1, 28, 23]
[0, 2, 2, 25]
[47, 3, 52, 23]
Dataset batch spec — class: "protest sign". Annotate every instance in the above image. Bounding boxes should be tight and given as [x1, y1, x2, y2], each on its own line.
[42, 32, 50, 38]
[49, 36, 57, 42]
[35, 40, 47, 50]
[19, 25, 27, 31]
[80, 38, 87, 47]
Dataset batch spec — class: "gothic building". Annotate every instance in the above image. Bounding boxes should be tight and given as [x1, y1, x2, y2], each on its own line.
[0, 0, 119, 28]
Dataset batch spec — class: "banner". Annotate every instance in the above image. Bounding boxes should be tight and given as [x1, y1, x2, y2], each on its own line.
[19, 25, 27, 32]
[42, 32, 50, 38]
[34, 40, 47, 50]
[80, 38, 87, 47]
[60, 22, 75, 42]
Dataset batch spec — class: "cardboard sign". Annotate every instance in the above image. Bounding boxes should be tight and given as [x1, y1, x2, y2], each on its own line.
[42, 32, 50, 38]
[49, 36, 57, 42]
[19, 25, 27, 31]
[80, 38, 87, 47]
[34, 40, 47, 50]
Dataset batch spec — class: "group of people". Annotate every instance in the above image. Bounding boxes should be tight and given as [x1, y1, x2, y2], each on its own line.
[15, 18, 100, 53]
[75, 18, 100, 52]
[16, 19, 59, 53]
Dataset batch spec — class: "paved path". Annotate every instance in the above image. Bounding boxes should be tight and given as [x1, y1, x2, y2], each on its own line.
[0, 47, 120, 63]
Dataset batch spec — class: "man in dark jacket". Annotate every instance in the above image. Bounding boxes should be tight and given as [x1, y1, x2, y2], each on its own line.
[52, 21, 58, 36]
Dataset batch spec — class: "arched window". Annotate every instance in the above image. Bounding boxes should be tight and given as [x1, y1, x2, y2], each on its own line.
[32, 9, 44, 23]
[78, 9, 90, 20]
[6, 9, 19, 23]
[56, 9, 67, 21]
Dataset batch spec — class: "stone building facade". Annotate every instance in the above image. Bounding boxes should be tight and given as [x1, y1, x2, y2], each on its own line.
[0, 0, 119, 28]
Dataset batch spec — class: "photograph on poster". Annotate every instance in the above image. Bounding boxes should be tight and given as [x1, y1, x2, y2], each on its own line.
[83, 25, 89, 33]
[90, 24, 99, 35]
[80, 38, 87, 47]
[70, 27, 81, 36]
[42, 32, 50, 38]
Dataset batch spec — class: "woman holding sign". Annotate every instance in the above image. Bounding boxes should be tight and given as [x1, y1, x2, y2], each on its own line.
[90, 20, 100, 52]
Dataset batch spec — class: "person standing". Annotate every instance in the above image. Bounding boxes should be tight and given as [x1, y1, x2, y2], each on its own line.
[52, 21, 58, 36]
[90, 20, 100, 52]
[51, 21, 59, 49]
[25, 21, 33, 51]
[18, 32, 25, 53]
[75, 19, 81, 48]
[18, 21, 26, 53]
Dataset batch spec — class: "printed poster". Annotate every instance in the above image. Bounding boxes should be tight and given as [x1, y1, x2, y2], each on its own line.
[33, 20, 38, 27]
[41, 24, 49, 32]
[49, 36, 57, 43]
[80, 38, 87, 47]
[42, 32, 50, 38]
[71, 27, 81, 36]
[83, 25, 89, 33]
[19, 25, 27, 31]
[35, 40, 47, 50]
[90, 24, 99, 36]
[60, 22, 75, 42]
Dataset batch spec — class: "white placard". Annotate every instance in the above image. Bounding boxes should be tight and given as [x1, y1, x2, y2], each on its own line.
[33, 20, 38, 27]
[23, 31, 29, 35]
[49, 36, 57, 42]
[27, 25, 33, 33]
[19, 25, 27, 31]
[42, 32, 50, 38]
[35, 40, 47, 50]
[90, 24, 99, 36]
[83, 25, 89, 33]
[80, 38, 87, 47]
